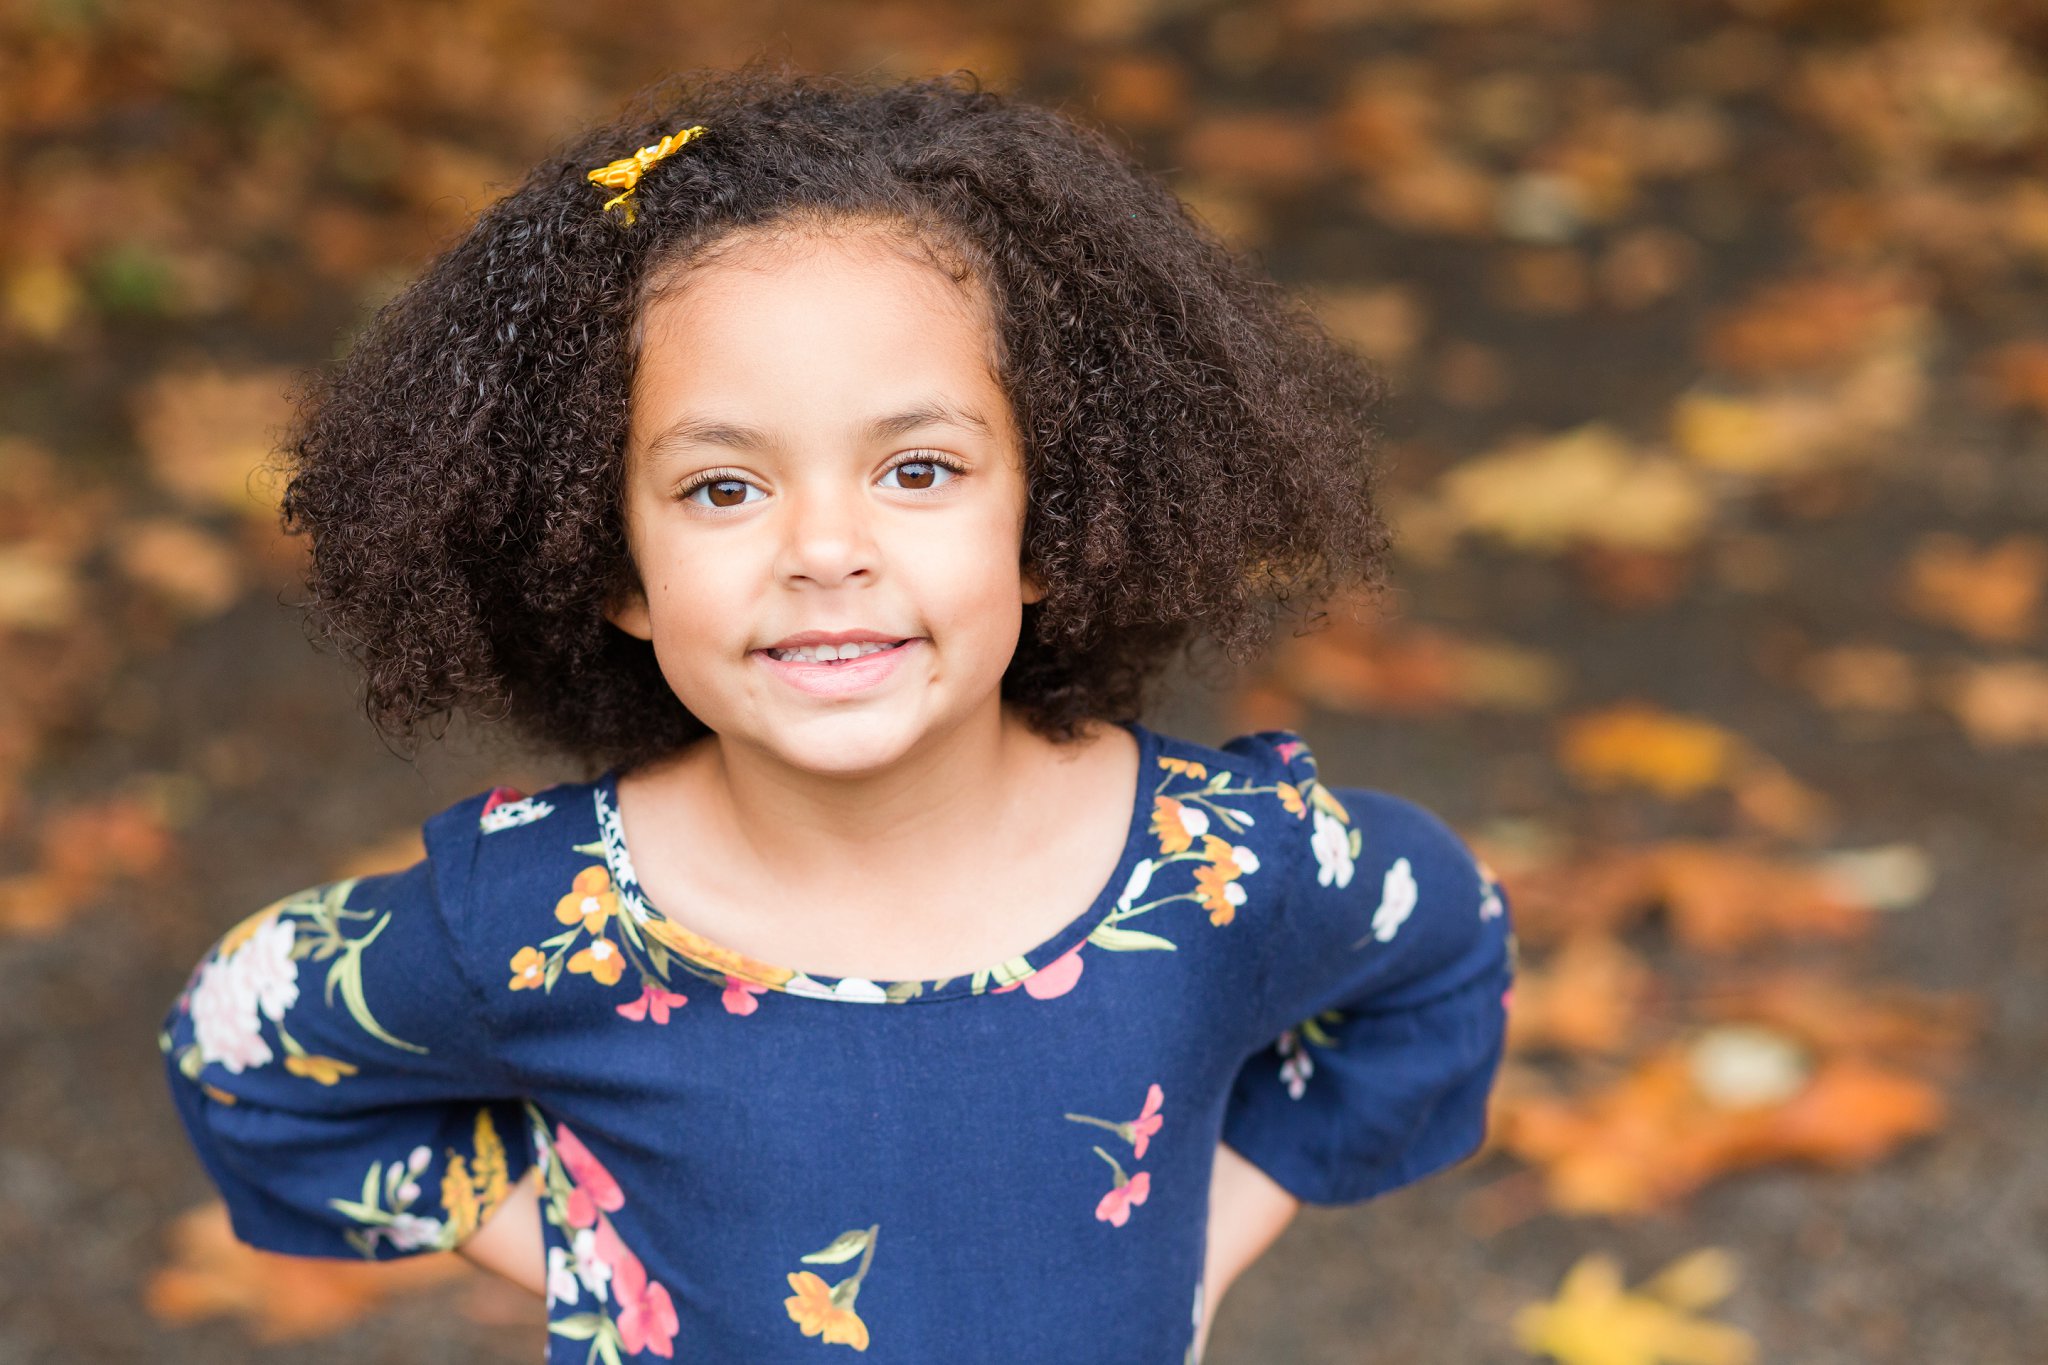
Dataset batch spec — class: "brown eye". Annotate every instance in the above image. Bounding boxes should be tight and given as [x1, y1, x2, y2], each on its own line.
[882, 457, 960, 493]
[680, 474, 760, 509]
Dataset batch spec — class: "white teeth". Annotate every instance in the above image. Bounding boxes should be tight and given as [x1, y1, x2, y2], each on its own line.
[766, 640, 904, 663]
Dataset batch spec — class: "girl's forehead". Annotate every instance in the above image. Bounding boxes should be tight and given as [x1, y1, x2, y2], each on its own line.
[632, 228, 1005, 399]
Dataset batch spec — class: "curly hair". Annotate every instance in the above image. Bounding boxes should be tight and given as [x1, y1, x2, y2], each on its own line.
[276, 58, 1393, 777]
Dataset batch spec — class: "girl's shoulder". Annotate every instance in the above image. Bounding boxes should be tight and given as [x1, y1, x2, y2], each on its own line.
[1146, 723, 1510, 1015]
[1145, 723, 1492, 890]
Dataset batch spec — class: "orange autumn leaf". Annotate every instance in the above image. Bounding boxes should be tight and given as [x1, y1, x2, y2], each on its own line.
[1690, 967, 1983, 1065]
[1493, 1038, 1947, 1215]
[1502, 932, 1658, 1056]
[1937, 659, 2048, 747]
[1899, 532, 2045, 643]
[1557, 705, 1833, 838]
[1267, 610, 1566, 716]
[1558, 705, 1737, 799]
[145, 1202, 466, 1343]
[1700, 272, 1929, 378]
[1645, 844, 1868, 952]
[1478, 842, 1871, 951]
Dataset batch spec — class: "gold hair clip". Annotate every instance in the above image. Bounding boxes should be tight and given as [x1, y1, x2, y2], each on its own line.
[586, 124, 708, 225]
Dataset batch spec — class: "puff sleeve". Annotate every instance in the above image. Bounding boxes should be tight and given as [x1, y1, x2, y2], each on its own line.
[1221, 734, 1515, 1207]
[157, 802, 533, 1260]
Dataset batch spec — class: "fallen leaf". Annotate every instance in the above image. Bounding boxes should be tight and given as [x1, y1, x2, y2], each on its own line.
[1800, 644, 1919, 713]
[1437, 424, 1712, 555]
[130, 364, 296, 519]
[1511, 1248, 1756, 1365]
[1558, 704, 1737, 799]
[112, 517, 244, 620]
[1937, 659, 2048, 746]
[145, 1201, 466, 1343]
[1503, 933, 1658, 1056]
[1900, 532, 2045, 643]
[1494, 1041, 1947, 1214]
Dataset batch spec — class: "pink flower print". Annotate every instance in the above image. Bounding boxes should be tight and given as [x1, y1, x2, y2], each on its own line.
[595, 1216, 680, 1357]
[616, 984, 689, 1024]
[1091, 1145, 1151, 1227]
[1024, 944, 1084, 999]
[1129, 1083, 1164, 1158]
[554, 1122, 625, 1230]
[721, 977, 767, 1015]
[1065, 1083, 1166, 1157]
[1273, 738, 1305, 764]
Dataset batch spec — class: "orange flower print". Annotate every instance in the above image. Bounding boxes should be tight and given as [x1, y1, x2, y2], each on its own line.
[616, 984, 688, 1023]
[1276, 780, 1305, 817]
[508, 946, 546, 990]
[784, 1224, 879, 1350]
[785, 1271, 871, 1350]
[555, 866, 619, 935]
[1158, 756, 1208, 780]
[1092, 1147, 1151, 1227]
[569, 937, 626, 987]
[1150, 795, 1207, 855]
[283, 1053, 359, 1085]
[1191, 835, 1259, 926]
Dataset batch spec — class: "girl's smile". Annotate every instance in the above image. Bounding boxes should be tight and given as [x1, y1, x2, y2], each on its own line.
[752, 635, 924, 698]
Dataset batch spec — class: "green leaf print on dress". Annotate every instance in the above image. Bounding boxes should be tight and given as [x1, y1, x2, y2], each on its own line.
[325, 1107, 514, 1257]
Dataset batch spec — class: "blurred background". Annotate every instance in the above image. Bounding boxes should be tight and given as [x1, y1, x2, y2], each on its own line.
[4, 0, 2045, 1360]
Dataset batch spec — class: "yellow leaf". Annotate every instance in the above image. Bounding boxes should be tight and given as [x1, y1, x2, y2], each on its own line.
[1512, 1249, 1756, 1365]
[1437, 423, 1711, 554]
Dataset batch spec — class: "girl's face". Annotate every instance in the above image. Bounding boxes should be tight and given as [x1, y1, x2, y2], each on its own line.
[607, 223, 1044, 776]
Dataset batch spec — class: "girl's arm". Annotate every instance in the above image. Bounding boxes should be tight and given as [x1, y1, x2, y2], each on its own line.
[1198, 1140, 1302, 1360]
[456, 1165, 546, 1297]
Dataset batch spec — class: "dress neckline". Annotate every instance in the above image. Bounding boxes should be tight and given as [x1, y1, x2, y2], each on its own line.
[590, 720, 1157, 1004]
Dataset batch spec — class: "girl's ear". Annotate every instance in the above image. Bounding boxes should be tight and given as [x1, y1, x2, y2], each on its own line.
[1021, 564, 1047, 605]
[605, 586, 654, 641]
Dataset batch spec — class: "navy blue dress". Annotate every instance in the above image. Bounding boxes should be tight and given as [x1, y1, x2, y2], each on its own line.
[160, 723, 1516, 1361]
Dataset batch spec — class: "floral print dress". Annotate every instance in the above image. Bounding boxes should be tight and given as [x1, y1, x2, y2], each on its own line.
[160, 723, 1516, 1362]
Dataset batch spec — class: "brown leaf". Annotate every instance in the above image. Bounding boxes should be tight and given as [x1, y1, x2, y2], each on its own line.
[145, 1201, 466, 1342]
[1503, 933, 1658, 1055]
[1937, 659, 2048, 746]
[1900, 532, 2045, 643]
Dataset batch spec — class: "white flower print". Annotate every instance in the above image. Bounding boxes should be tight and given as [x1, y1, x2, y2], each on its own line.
[385, 1212, 446, 1252]
[1310, 807, 1355, 889]
[1222, 845, 1260, 876]
[571, 1227, 612, 1300]
[1372, 857, 1417, 943]
[547, 1246, 581, 1306]
[784, 973, 888, 1003]
[238, 916, 300, 1022]
[480, 795, 554, 833]
[1276, 1027, 1314, 1099]
[1479, 879, 1504, 920]
[189, 953, 272, 1073]
[1117, 857, 1156, 912]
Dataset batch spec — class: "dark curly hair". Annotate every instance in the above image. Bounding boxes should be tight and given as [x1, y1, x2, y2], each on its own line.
[276, 58, 1392, 777]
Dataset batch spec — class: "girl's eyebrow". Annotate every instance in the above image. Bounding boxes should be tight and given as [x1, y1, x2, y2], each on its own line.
[643, 400, 992, 462]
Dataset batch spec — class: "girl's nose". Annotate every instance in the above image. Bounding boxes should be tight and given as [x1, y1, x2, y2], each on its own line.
[776, 479, 881, 586]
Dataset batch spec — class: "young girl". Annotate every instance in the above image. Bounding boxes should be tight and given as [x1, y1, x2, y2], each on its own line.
[158, 62, 1516, 1363]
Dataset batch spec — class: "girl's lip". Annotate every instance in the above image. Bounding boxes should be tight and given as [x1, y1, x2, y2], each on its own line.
[752, 637, 923, 698]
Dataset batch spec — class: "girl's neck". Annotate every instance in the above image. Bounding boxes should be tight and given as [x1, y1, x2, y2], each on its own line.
[623, 706, 1113, 918]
